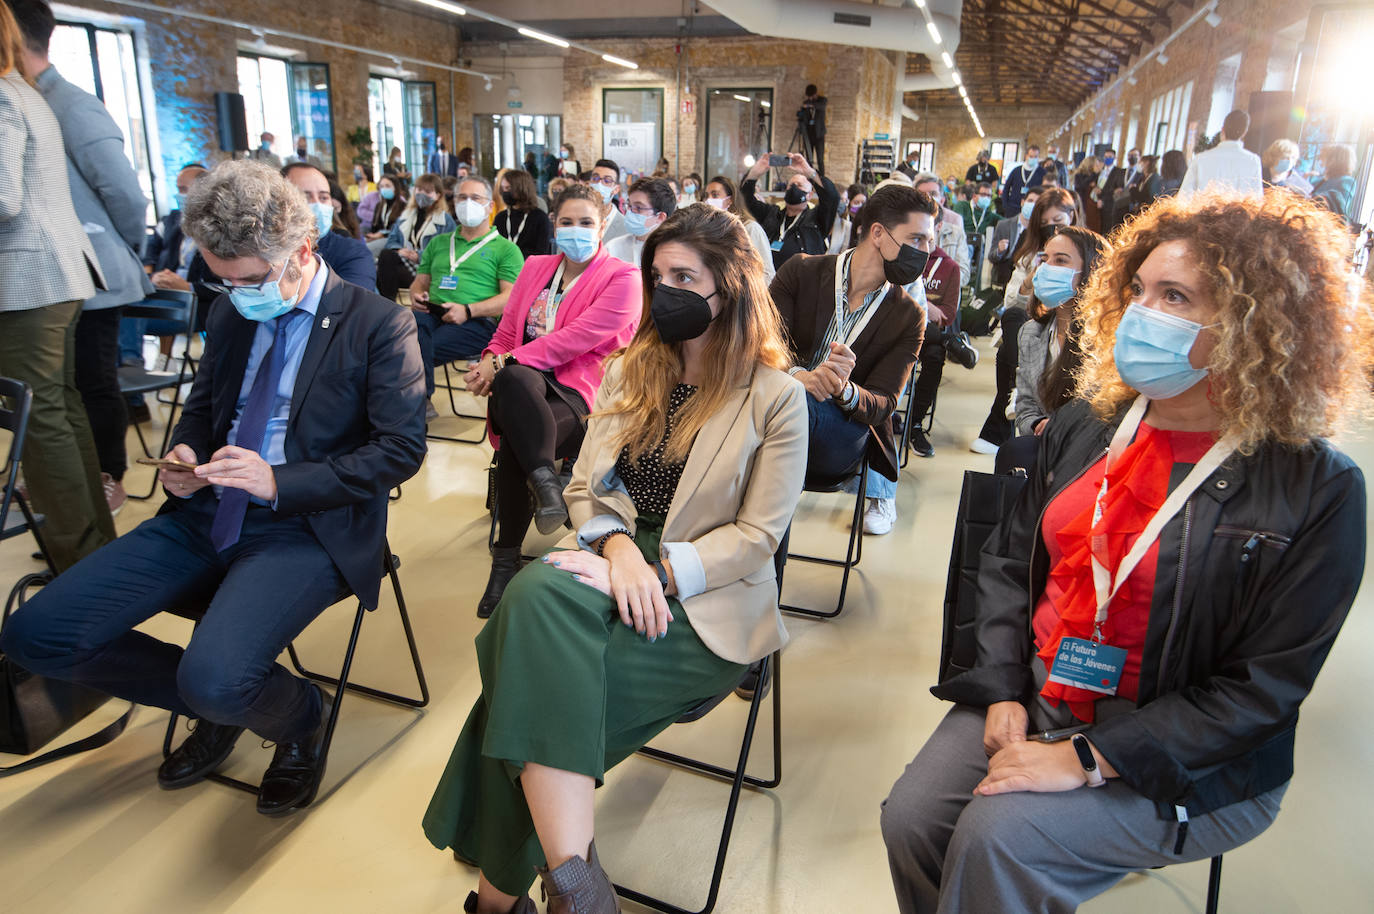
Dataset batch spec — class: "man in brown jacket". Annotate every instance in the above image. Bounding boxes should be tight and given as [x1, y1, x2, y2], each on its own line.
[768, 184, 936, 531]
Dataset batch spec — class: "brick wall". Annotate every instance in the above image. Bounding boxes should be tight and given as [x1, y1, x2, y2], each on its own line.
[60, 0, 469, 202]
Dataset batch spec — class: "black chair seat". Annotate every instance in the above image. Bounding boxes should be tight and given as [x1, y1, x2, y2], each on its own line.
[118, 364, 187, 396]
[1, 507, 42, 541]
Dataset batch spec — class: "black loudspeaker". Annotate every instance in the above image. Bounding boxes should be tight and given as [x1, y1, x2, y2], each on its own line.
[214, 91, 249, 153]
[1245, 91, 1295, 157]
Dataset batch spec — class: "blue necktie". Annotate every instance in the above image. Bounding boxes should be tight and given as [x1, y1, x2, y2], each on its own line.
[210, 309, 307, 551]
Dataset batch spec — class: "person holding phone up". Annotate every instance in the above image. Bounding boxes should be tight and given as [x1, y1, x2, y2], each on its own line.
[739, 151, 840, 272]
[408, 175, 525, 401]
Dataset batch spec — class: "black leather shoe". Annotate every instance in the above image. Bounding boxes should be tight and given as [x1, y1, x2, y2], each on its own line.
[733, 660, 772, 702]
[256, 687, 332, 816]
[910, 428, 935, 458]
[528, 465, 569, 535]
[158, 720, 244, 789]
[478, 546, 522, 619]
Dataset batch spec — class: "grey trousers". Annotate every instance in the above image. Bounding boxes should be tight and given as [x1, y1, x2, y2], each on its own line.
[880, 704, 1286, 914]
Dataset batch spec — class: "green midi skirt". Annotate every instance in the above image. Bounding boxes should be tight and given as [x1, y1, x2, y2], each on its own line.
[422, 515, 747, 896]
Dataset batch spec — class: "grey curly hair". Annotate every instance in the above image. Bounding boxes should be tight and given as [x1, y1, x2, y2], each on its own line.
[182, 159, 316, 264]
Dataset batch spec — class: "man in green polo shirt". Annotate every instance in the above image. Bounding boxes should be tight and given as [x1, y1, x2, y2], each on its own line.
[408, 174, 524, 397]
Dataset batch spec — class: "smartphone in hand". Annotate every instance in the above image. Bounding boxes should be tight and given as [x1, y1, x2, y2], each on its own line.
[136, 456, 198, 472]
[426, 301, 450, 320]
[768, 153, 791, 168]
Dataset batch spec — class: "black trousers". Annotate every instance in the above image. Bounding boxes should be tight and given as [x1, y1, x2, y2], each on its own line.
[909, 325, 945, 426]
[976, 306, 1027, 446]
[74, 306, 129, 481]
[376, 249, 418, 301]
[488, 364, 585, 548]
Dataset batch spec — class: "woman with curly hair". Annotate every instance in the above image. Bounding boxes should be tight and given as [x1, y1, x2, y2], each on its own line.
[423, 204, 808, 913]
[881, 192, 1371, 913]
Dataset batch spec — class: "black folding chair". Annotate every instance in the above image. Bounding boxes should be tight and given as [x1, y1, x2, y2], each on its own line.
[780, 455, 868, 619]
[121, 290, 198, 499]
[427, 360, 488, 444]
[612, 551, 786, 914]
[0, 377, 56, 576]
[939, 468, 1222, 914]
[161, 541, 429, 803]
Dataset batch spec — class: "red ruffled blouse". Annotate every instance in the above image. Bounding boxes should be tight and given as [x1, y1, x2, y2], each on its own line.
[1032, 422, 1216, 722]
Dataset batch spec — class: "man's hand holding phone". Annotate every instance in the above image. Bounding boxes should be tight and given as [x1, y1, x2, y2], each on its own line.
[195, 445, 278, 503]
[154, 444, 207, 497]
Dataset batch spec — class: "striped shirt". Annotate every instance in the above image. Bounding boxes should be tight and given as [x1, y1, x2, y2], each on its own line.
[805, 249, 890, 370]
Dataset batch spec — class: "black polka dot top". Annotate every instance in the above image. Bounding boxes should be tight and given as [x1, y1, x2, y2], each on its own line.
[615, 383, 698, 517]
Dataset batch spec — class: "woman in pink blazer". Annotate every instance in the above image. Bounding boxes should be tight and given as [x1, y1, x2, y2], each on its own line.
[465, 183, 641, 617]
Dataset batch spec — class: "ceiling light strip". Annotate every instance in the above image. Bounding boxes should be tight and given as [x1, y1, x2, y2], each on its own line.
[411, 0, 641, 69]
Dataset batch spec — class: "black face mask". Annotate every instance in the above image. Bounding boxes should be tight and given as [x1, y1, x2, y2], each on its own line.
[296, 147, 307, 156]
[650, 284, 716, 343]
[879, 233, 930, 286]
[501, 190, 517, 207]
[784, 185, 808, 206]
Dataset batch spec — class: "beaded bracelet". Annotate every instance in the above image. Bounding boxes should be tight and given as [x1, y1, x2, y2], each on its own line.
[595, 528, 632, 557]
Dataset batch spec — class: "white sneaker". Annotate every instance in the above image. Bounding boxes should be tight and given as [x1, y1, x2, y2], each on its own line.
[862, 497, 897, 535]
[1005, 390, 1018, 421]
[969, 438, 1000, 455]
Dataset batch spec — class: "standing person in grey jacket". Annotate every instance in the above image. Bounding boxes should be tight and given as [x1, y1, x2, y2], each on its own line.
[12, 0, 153, 514]
[0, 3, 114, 571]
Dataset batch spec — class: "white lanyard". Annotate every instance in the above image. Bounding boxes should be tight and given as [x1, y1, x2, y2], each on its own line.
[502, 211, 528, 243]
[543, 259, 584, 333]
[448, 229, 498, 275]
[1088, 396, 1237, 639]
[923, 255, 944, 285]
[780, 209, 804, 241]
[833, 249, 887, 347]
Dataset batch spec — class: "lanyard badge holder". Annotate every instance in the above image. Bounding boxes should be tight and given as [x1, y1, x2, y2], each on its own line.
[829, 249, 887, 356]
[1047, 396, 1237, 696]
[439, 229, 498, 292]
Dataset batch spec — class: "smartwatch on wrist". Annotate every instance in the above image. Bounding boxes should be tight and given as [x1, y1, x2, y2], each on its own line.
[1071, 734, 1106, 787]
[461, 303, 473, 321]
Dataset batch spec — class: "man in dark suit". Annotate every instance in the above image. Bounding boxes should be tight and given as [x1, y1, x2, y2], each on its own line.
[1094, 148, 1126, 229]
[427, 139, 459, 177]
[282, 161, 377, 290]
[1, 160, 427, 816]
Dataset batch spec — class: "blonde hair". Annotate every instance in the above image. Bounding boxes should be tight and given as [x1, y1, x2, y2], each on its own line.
[0, 1, 28, 83]
[1075, 192, 1373, 453]
[1262, 139, 1299, 173]
[597, 205, 790, 463]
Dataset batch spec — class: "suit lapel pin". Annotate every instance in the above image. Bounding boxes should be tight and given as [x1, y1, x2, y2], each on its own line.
[321, 316, 331, 329]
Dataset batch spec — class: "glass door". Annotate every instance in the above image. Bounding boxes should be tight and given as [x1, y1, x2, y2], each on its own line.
[705, 88, 773, 182]
[475, 114, 563, 187]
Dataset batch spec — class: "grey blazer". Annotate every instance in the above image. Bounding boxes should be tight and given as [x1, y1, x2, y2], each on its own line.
[0, 72, 102, 312]
[1014, 316, 1056, 437]
[34, 65, 151, 310]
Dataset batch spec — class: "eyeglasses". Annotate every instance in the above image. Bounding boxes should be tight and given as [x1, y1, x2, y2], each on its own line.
[588, 174, 618, 186]
[203, 261, 286, 297]
[454, 193, 489, 204]
[627, 203, 659, 216]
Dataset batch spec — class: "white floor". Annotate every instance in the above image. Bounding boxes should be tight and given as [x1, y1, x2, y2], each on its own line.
[2, 338, 1372, 912]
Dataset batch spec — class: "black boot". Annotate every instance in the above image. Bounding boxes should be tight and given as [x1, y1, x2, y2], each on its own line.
[528, 465, 569, 535]
[256, 687, 332, 816]
[478, 546, 522, 619]
[158, 720, 244, 789]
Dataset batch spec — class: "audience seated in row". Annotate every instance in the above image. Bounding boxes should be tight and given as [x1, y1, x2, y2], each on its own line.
[377, 172, 456, 301]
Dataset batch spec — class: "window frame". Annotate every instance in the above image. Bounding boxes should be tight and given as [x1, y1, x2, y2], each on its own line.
[601, 87, 665, 178]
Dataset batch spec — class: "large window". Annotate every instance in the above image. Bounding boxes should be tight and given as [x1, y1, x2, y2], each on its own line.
[51, 20, 155, 224]
[988, 140, 1021, 174]
[602, 88, 663, 178]
[705, 89, 772, 182]
[369, 76, 436, 178]
[904, 140, 936, 173]
[474, 114, 562, 189]
[1146, 81, 1194, 155]
[1205, 53, 1243, 139]
[238, 54, 335, 172]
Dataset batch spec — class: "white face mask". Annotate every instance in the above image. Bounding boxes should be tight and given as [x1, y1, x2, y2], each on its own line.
[703, 197, 729, 210]
[455, 199, 488, 228]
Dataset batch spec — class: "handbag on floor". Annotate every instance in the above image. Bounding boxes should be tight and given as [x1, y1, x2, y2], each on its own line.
[1, 571, 131, 776]
[937, 469, 1028, 684]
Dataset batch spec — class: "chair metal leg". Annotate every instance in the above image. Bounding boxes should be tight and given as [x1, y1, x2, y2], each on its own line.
[427, 361, 488, 444]
[613, 652, 781, 914]
[898, 369, 918, 469]
[781, 470, 867, 619]
[14, 492, 57, 575]
[129, 358, 192, 501]
[1205, 855, 1223, 914]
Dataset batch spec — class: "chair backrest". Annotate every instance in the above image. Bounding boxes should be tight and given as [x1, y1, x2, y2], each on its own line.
[0, 377, 33, 535]
[937, 469, 1028, 684]
[123, 289, 197, 336]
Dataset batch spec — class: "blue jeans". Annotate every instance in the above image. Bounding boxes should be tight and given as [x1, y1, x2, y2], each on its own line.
[412, 311, 498, 396]
[806, 396, 870, 481]
[118, 315, 184, 366]
[0, 494, 346, 742]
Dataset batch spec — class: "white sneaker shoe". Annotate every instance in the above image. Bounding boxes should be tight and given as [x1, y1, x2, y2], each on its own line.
[862, 497, 897, 535]
[1005, 390, 1018, 421]
[969, 438, 1000, 455]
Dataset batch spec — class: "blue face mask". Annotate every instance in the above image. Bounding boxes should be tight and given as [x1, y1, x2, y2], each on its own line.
[975, 195, 991, 209]
[623, 211, 657, 238]
[227, 263, 300, 322]
[1113, 302, 1212, 399]
[555, 226, 599, 263]
[1274, 158, 1293, 176]
[174, 192, 186, 211]
[1024, 156, 1039, 169]
[309, 202, 333, 238]
[1021, 200, 1036, 221]
[1103, 155, 1116, 167]
[593, 181, 616, 203]
[1031, 263, 1079, 308]
[379, 186, 396, 201]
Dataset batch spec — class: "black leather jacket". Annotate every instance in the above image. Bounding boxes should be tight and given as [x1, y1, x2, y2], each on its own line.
[934, 399, 1366, 822]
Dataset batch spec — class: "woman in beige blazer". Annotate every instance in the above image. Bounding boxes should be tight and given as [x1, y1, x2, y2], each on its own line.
[424, 205, 808, 914]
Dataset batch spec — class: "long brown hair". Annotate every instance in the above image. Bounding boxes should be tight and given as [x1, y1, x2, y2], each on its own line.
[0, 1, 29, 83]
[502, 168, 539, 210]
[1012, 187, 1078, 264]
[598, 205, 790, 463]
[1031, 226, 1110, 414]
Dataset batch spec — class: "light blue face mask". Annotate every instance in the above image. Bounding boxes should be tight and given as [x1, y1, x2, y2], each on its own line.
[1031, 263, 1079, 308]
[593, 182, 616, 203]
[1113, 302, 1212, 399]
[379, 186, 396, 201]
[174, 192, 187, 211]
[555, 226, 598, 263]
[623, 211, 657, 238]
[1021, 200, 1036, 220]
[1274, 158, 1293, 176]
[309, 202, 333, 238]
[228, 263, 300, 322]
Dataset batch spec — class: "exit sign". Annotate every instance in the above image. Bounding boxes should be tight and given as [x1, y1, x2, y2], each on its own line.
[874, 133, 891, 140]
[507, 100, 523, 109]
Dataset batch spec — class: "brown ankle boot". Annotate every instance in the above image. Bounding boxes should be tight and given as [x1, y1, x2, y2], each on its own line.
[462, 890, 537, 914]
[537, 841, 621, 914]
